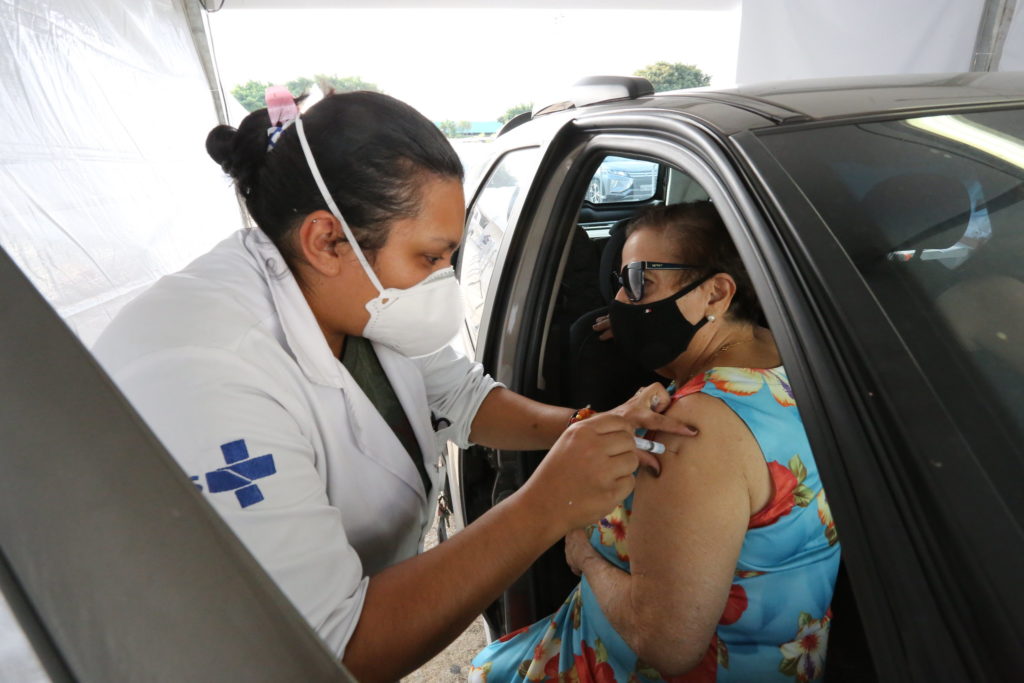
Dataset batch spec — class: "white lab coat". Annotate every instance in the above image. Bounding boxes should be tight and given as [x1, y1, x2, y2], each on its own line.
[92, 227, 500, 657]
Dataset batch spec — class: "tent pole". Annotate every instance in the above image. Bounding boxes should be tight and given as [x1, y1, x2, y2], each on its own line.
[971, 0, 1017, 71]
[181, 0, 231, 125]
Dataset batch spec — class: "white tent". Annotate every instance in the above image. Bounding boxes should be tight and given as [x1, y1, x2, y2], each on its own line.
[1, 0, 1021, 346]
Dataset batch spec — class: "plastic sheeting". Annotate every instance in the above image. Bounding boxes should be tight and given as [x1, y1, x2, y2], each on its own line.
[0, 0, 242, 345]
[1002, 5, 1024, 71]
[735, 0, 1022, 84]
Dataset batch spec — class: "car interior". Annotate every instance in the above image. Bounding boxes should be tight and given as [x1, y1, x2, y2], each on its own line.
[460, 151, 877, 680]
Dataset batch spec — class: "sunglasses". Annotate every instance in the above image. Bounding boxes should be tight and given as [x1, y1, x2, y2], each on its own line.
[612, 261, 704, 302]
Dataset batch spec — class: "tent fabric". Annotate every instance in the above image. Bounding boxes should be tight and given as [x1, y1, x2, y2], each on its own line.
[0, 0, 242, 676]
[1001, 4, 1024, 71]
[735, 0, 1011, 84]
[0, 597, 50, 682]
[0, 0, 242, 346]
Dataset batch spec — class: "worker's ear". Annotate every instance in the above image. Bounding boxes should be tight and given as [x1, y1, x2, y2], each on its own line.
[296, 211, 348, 277]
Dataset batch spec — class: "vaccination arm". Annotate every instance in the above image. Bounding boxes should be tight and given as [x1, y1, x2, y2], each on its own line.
[565, 393, 753, 676]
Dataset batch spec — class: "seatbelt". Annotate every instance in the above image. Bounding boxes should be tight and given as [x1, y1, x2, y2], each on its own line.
[341, 336, 433, 494]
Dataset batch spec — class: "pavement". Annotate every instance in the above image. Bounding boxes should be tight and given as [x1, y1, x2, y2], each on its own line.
[402, 518, 490, 682]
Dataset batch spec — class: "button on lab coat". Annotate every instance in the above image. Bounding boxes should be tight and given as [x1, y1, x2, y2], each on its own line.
[92, 227, 500, 657]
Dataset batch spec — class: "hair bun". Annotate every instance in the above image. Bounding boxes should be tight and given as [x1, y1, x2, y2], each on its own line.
[206, 124, 238, 174]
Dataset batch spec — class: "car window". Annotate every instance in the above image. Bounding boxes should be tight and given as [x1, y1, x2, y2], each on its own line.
[759, 109, 1024, 437]
[460, 148, 540, 347]
[584, 155, 660, 204]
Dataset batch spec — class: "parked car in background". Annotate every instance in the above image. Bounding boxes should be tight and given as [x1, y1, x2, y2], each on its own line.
[448, 72, 1024, 682]
[584, 155, 660, 204]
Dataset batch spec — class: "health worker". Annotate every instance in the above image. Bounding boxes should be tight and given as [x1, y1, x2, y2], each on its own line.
[91, 87, 691, 682]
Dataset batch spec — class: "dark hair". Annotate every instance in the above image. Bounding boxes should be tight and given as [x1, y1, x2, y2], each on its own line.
[205, 91, 463, 267]
[627, 201, 763, 324]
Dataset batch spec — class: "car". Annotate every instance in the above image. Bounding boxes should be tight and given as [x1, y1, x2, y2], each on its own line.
[584, 155, 661, 204]
[447, 71, 1024, 681]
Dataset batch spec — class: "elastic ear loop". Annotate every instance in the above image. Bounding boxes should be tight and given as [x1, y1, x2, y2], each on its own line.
[294, 116, 384, 294]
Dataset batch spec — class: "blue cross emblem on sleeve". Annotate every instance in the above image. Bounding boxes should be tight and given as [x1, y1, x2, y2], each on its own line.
[204, 440, 277, 508]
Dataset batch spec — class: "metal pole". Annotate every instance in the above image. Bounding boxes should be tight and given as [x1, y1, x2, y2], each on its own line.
[971, 0, 1018, 71]
[182, 0, 231, 125]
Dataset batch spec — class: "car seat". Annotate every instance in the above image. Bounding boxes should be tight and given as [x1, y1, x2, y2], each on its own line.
[567, 218, 663, 411]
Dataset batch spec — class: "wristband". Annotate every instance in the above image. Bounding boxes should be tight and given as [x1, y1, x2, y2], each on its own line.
[567, 406, 596, 426]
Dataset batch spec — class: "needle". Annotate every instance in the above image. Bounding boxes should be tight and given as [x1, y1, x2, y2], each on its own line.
[634, 437, 665, 455]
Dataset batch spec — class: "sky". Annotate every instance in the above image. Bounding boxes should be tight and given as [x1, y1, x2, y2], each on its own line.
[208, 7, 741, 123]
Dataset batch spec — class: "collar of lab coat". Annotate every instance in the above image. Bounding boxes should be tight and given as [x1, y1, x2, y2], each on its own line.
[243, 227, 434, 502]
[244, 227, 347, 387]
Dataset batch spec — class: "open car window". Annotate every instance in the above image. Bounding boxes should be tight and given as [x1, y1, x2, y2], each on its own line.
[461, 148, 541, 348]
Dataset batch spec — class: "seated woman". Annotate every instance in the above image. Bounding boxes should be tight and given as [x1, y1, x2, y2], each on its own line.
[470, 201, 840, 682]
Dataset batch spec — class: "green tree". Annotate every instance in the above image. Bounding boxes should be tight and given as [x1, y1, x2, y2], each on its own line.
[314, 74, 382, 94]
[285, 76, 315, 97]
[436, 120, 472, 138]
[634, 62, 711, 92]
[498, 103, 533, 124]
[230, 79, 274, 112]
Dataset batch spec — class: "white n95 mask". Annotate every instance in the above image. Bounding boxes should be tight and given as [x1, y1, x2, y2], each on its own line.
[294, 116, 465, 358]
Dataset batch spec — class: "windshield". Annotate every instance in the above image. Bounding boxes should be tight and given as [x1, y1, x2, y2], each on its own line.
[759, 108, 1024, 439]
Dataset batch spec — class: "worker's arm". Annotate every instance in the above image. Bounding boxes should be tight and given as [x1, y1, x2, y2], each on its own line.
[469, 384, 697, 452]
[343, 413, 645, 682]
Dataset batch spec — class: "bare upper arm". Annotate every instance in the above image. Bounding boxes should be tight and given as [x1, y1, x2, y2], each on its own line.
[627, 391, 768, 666]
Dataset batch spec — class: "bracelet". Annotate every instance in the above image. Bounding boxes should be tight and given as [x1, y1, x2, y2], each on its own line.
[567, 406, 596, 426]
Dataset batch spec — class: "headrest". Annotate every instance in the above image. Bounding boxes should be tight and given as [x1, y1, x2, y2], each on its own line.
[599, 218, 632, 302]
[860, 173, 972, 252]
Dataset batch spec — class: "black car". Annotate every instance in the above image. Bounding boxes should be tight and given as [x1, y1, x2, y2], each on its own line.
[450, 72, 1024, 681]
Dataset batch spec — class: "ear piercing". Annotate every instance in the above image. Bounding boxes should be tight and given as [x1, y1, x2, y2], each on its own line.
[707, 314, 717, 322]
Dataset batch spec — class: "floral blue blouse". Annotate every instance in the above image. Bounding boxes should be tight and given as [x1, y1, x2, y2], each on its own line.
[469, 367, 841, 682]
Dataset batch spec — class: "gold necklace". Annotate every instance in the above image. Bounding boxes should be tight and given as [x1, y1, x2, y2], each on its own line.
[686, 337, 756, 381]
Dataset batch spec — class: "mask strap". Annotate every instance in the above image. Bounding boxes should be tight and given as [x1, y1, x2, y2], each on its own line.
[669, 272, 713, 302]
[294, 116, 384, 294]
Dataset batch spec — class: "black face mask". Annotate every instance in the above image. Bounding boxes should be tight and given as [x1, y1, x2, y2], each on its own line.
[609, 274, 711, 371]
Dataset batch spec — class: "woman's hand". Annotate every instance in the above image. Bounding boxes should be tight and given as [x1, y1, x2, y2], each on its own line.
[520, 413, 647, 534]
[565, 528, 603, 576]
[607, 382, 698, 439]
[592, 314, 613, 341]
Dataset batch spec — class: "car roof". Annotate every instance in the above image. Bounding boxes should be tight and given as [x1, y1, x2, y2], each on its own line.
[683, 71, 1024, 125]
[503, 71, 1024, 143]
